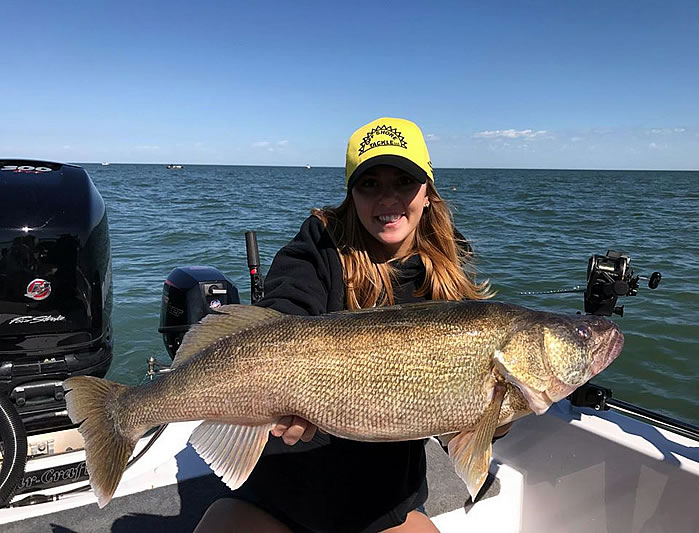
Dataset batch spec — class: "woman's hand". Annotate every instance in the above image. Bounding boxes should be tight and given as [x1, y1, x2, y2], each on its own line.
[271, 416, 318, 445]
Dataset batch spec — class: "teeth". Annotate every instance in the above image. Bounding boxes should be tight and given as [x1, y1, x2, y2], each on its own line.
[378, 214, 402, 223]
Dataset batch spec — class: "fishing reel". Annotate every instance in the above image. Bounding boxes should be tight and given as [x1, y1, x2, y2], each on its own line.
[584, 250, 661, 316]
[519, 249, 662, 317]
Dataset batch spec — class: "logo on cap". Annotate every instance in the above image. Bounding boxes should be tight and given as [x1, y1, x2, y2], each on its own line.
[357, 125, 407, 156]
[25, 279, 52, 301]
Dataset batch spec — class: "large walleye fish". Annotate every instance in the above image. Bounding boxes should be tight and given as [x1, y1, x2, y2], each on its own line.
[65, 300, 623, 507]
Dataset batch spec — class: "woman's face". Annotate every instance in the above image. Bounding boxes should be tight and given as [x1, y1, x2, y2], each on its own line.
[351, 165, 428, 258]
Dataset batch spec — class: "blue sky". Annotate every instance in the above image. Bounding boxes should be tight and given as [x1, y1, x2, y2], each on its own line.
[2, 1, 697, 169]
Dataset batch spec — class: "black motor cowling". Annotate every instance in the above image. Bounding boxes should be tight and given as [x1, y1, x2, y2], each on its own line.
[159, 266, 240, 359]
[0, 160, 113, 434]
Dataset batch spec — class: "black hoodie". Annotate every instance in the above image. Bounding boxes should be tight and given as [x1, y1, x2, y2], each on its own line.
[233, 216, 431, 533]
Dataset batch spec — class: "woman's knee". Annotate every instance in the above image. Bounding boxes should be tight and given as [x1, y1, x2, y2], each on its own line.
[194, 498, 293, 533]
[382, 510, 440, 532]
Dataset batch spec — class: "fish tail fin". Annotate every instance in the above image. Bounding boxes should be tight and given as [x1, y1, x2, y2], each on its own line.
[64, 376, 136, 508]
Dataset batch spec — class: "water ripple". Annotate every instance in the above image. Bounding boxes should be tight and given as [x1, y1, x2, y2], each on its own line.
[87, 164, 699, 425]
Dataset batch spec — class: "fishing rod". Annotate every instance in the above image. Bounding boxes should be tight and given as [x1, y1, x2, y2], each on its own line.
[568, 382, 699, 441]
[245, 231, 264, 304]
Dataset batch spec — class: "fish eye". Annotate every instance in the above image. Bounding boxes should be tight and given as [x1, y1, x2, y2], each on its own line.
[575, 325, 591, 340]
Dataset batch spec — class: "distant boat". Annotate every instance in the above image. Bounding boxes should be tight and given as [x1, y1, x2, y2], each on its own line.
[166, 164, 184, 169]
[305, 164, 311, 169]
[101, 162, 110, 166]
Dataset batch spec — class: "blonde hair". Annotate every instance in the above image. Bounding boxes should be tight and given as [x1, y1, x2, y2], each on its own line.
[311, 181, 493, 310]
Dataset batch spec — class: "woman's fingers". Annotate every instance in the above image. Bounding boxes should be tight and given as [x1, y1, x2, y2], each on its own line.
[300, 421, 317, 442]
[271, 416, 293, 437]
[281, 416, 309, 445]
[271, 416, 318, 445]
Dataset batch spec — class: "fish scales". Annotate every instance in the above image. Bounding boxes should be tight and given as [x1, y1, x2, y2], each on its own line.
[114, 302, 520, 441]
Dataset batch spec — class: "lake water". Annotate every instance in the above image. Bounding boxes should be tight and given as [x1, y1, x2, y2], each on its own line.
[86, 164, 698, 426]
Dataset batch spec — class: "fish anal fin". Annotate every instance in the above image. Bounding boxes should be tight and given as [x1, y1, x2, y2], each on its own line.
[448, 383, 506, 501]
[173, 305, 283, 368]
[189, 421, 275, 491]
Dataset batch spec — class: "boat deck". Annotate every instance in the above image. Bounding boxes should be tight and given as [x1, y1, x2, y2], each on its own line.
[2, 402, 698, 532]
[2, 439, 477, 533]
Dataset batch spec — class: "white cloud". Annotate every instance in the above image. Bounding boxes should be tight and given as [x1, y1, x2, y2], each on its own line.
[426, 133, 440, 142]
[253, 140, 288, 151]
[589, 128, 615, 136]
[473, 129, 548, 139]
[649, 142, 658, 149]
[648, 127, 687, 135]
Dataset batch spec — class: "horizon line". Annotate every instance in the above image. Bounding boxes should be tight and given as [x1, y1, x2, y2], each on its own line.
[3, 157, 696, 172]
[74, 162, 699, 172]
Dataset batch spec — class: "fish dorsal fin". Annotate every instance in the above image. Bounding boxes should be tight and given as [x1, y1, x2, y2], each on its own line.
[448, 382, 506, 501]
[189, 421, 275, 490]
[172, 305, 283, 369]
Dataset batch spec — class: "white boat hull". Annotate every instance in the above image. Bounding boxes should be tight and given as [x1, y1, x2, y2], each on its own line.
[1, 402, 697, 532]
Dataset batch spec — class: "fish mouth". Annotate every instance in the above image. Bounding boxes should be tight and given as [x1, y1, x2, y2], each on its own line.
[591, 326, 625, 375]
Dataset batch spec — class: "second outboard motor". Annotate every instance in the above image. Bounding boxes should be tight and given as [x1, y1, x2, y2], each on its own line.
[0, 160, 113, 434]
[159, 266, 240, 359]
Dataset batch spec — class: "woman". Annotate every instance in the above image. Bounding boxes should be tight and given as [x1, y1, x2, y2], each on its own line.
[195, 117, 492, 533]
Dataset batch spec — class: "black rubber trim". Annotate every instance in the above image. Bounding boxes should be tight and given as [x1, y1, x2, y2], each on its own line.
[0, 394, 27, 507]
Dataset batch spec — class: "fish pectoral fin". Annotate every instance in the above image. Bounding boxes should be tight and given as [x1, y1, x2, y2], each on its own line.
[189, 421, 275, 491]
[448, 383, 506, 501]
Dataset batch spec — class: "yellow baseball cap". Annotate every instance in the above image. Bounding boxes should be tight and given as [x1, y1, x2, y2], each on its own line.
[345, 117, 434, 190]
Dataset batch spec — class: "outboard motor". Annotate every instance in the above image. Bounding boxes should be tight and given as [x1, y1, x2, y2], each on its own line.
[159, 266, 240, 359]
[0, 160, 113, 434]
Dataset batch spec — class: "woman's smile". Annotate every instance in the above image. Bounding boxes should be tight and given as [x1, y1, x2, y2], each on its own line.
[376, 213, 404, 225]
[351, 165, 428, 258]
